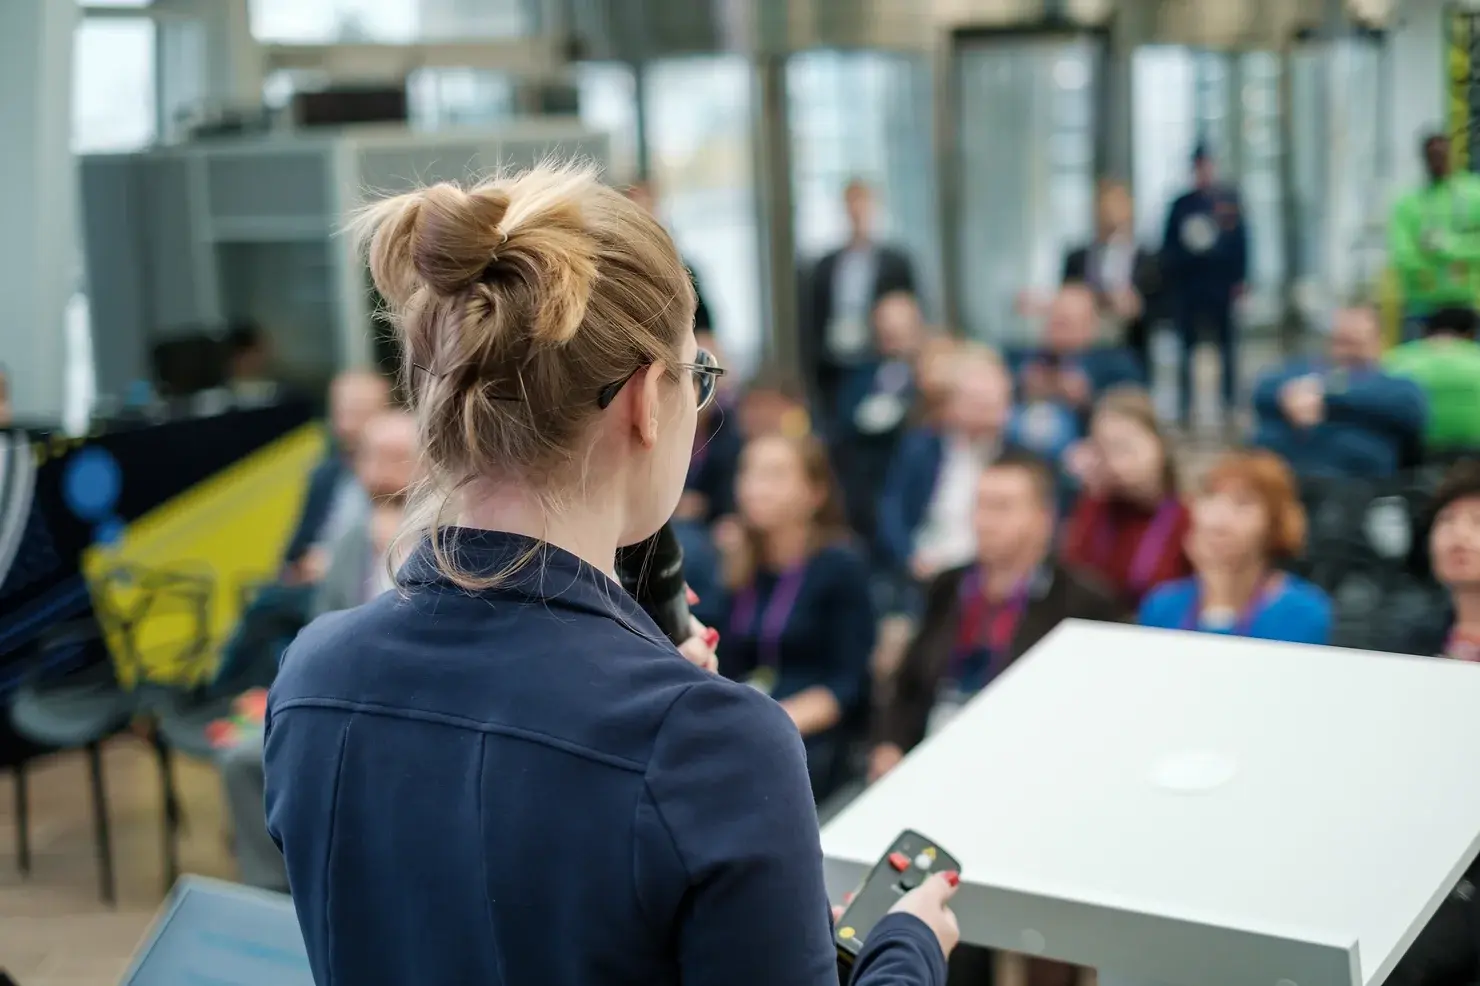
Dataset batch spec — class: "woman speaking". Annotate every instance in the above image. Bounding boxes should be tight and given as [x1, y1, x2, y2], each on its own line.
[261, 162, 959, 986]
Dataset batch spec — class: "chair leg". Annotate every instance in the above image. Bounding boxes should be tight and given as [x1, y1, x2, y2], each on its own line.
[13, 763, 30, 877]
[85, 741, 115, 906]
[151, 732, 182, 891]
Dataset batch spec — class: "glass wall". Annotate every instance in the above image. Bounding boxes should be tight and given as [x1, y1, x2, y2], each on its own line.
[787, 50, 942, 318]
[955, 35, 1101, 344]
[576, 62, 640, 185]
[406, 68, 515, 130]
[249, 0, 526, 42]
[73, 17, 156, 153]
[642, 56, 762, 373]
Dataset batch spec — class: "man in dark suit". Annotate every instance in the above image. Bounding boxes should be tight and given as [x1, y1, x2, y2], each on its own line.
[1063, 179, 1160, 371]
[1161, 144, 1249, 430]
[801, 178, 917, 417]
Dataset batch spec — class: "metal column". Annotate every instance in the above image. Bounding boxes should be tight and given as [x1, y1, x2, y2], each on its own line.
[752, 54, 800, 372]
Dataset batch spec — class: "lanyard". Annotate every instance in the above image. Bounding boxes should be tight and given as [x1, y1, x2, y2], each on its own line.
[949, 567, 1031, 682]
[874, 360, 912, 395]
[1092, 498, 1182, 596]
[730, 565, 808, 670]
[1179, 574, 1282, 636]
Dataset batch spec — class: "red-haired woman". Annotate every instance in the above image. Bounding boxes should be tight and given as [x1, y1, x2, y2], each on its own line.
[1137, 451, 1331, 644]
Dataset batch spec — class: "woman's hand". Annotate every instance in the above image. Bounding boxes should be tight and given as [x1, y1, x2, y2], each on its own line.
[890, 870, 962, 958]
[676, 615, 720, 674]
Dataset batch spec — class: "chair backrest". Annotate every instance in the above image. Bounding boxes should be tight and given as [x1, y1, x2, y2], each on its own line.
[88, 563, 216, 690]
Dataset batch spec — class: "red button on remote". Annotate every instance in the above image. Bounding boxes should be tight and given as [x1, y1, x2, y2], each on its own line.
[887, 852, 910, 872]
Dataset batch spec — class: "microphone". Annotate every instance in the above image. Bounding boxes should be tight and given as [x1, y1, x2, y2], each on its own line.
[615, 522, 691, 646]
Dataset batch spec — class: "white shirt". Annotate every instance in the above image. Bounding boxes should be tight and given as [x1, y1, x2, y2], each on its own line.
[912, 436, 993, 572]
[1094, 239, 1135, 292]
[317, 474, 370, 556]
[826, 245, 877, 363]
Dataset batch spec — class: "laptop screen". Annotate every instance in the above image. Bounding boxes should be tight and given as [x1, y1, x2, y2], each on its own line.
[119, 877, 313, 986]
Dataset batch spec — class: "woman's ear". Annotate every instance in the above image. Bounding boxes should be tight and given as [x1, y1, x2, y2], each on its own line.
[633, 363, 667, 449]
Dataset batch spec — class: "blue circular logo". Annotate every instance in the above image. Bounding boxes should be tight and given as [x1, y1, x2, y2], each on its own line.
[63, 447, 122, 522]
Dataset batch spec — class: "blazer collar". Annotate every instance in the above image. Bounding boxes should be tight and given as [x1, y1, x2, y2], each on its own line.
[397, 527, 660, 637]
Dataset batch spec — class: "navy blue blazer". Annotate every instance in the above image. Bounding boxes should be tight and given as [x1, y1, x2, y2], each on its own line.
[1160, 185, 1249, 297]
[263, 529, 945, 986]
[1252, 360, 1427, 479]
[281, 453, 347, 565]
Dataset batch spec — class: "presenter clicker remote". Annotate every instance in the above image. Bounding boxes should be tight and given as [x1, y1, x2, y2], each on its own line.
[834, 830, 961, 974]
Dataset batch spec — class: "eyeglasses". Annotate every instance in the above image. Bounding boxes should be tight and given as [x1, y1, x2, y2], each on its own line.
[596, 348, 726, 412]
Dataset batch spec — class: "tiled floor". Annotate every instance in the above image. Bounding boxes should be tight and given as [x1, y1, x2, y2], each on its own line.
[0, 741, 234, 986]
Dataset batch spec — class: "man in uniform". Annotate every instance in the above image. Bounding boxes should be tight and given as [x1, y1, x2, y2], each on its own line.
[1161, 144, 1248, 432]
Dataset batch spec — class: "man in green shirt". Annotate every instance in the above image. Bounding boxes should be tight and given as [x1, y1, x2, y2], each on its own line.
[1390, 133, 1480, 339]
[1384, 306, 1480, 450]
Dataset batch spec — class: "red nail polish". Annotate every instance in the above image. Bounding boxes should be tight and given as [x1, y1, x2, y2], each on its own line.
[943, 871, 960, 888]
[703, 628, 720, 648]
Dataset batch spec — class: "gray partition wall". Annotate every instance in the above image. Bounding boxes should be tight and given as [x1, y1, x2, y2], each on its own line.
[81, 122, 609, 401]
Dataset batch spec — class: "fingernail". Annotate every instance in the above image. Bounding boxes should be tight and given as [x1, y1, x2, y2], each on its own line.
[943, 871, 960, 888]
[686, 586, 700, 605]
[703, 628, 720, 648]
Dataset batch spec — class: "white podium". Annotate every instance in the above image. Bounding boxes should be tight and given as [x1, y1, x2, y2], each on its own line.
[822, 621, 1480, 986]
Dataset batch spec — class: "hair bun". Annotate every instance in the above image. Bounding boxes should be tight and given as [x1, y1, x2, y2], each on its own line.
[491, 175, 600, 346]
[409, 184, 512, 297]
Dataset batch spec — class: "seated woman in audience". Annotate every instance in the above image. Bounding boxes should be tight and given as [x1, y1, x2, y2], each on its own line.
[872, 449, 1119, 986]
[1393, 459, 1480, 659]
[877, 344, 1014, 586]
[1139, 451, 1331, 644]
[719, 432, 875, 800]
[1062, 386, 1191, 610]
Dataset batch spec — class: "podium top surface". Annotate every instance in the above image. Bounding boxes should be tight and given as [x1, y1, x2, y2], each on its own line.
[822, 621, 1480, 986]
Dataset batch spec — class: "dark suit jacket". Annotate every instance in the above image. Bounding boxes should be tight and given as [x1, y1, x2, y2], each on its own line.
[800, 243, 916, 386]
[875, 561, 1123, 752]
[281, 454, 348, 566]
[1063, 242, 1162, 344]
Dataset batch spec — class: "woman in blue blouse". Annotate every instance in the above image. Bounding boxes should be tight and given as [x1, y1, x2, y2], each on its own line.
[1139, 450, 1332, 644]
[723, 431, 876, 800]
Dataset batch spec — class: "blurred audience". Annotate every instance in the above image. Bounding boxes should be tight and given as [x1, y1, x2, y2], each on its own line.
[1063, 180, 1161, 370]
[1161, 145, 1248, 431]
[1009, 284, 1142, 467]
[281, 369, 392, 585]
[879, 345, 1013, 586]
[719, 433, 875, 799]
[801, 178, 918, 417]
[1252, 305, 1426, 479]
[225, 323, 279, 400]
[221, 407, 419, 891]
[1139, 451, 1331, 644]
[1384, 306, 1480, 454]
[0, 364, 10, 427]
[913, 335, 960, 429]
[834, 291, 928, 553]
[1062, 387, 1191, 610]
[624, 180, 714, 333]
[1390, 132, 1480, 341]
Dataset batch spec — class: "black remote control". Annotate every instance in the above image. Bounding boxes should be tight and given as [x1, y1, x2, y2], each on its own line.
[834, 829, 961, 974]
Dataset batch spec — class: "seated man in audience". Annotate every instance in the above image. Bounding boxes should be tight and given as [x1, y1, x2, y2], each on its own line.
[877, 345, 1013, 588]
[220, 408, 418, 892]
[1252, 305, 1426, 478]
[871, 449, 1119, 986]
[1008, 284, 1143, 464]
[834, 290, 927, 553]
[281, 369, 391, 585]
[1384, 306, 1480, 455]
